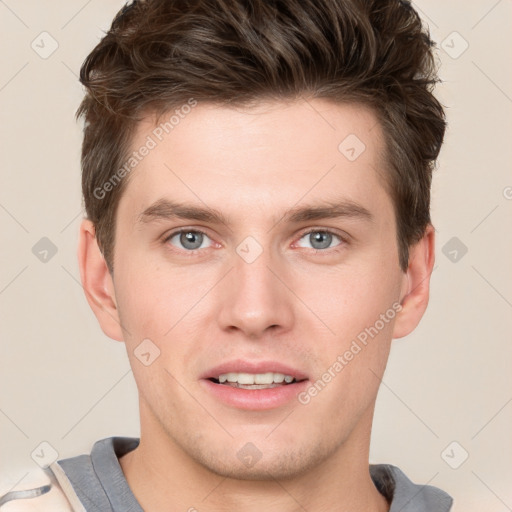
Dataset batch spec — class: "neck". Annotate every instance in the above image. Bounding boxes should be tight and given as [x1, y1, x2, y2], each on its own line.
[119, 403, 389, 512]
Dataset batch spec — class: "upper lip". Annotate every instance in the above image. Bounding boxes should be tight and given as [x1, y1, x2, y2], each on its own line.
[201, 359, 309, 381]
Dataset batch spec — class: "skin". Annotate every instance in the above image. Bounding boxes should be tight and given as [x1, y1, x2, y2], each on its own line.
[78, 98, 435, 512]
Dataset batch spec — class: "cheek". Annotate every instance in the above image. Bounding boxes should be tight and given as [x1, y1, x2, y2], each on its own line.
[297, 259, 400, 395]
[113, 256, 217, 346]
[302, 262, 401, 337]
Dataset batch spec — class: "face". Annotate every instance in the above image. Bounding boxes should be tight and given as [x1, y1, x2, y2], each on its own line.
[94, 99, 413, 479]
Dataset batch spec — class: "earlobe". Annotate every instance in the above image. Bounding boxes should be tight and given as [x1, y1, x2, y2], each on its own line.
[392, 224, 435, 339]
[77, 219, 124, 341]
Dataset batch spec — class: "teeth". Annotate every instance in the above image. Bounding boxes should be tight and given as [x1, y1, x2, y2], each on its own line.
[273, 373, 285, 383]
[216, 372, 296, 385]
[255, 372, 274, 384]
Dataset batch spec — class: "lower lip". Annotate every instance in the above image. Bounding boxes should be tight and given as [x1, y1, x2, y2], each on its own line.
[200, 379, 309, 410]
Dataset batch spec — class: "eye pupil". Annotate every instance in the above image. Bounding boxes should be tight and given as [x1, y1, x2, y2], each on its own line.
[180, 231, 203, 250]
[310, 231, 332, 250]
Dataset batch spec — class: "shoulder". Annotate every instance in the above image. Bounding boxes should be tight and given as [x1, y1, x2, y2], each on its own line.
[1, 436, 139, 512]
[0, 465, 79, 512]
[370, 464, 453, 511]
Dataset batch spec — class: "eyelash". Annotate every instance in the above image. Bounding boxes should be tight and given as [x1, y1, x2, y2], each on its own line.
[162, 227, 349, 256]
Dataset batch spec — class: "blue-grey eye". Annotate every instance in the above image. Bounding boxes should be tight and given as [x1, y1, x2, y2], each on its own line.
[168, 230, 211, 251]
[297, 230, 342, 250]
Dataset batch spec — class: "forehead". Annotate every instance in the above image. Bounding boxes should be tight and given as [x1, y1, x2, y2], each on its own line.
[117, 99, 391, 226]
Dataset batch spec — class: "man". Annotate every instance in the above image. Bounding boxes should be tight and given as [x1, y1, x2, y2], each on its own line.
[0, 0, 453, 510]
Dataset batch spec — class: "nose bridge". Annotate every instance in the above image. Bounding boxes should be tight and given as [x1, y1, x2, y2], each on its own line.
[216, 236, 294, 337]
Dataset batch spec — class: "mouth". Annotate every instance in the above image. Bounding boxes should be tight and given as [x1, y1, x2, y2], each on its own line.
[208, 371, 306, 390]
[200, 361, 309, 410]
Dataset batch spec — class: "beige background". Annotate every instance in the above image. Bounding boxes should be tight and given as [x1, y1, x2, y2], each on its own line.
[1, 1, 511, 510]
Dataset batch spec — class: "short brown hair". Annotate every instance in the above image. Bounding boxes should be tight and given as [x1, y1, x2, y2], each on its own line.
[78, 0, 446, 272]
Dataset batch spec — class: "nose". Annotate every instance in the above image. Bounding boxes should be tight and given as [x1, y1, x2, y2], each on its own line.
[215, 243, 295, 340]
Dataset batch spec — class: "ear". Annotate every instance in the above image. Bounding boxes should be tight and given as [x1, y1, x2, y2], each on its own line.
[392, 224, 435, 339]
[77, 219, 124, 341]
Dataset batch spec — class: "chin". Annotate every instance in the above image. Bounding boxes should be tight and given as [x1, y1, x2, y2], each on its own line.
[185, 437, 333, 481]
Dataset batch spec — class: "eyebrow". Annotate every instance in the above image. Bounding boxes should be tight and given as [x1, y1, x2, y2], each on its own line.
[136, 198, 373, 227]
